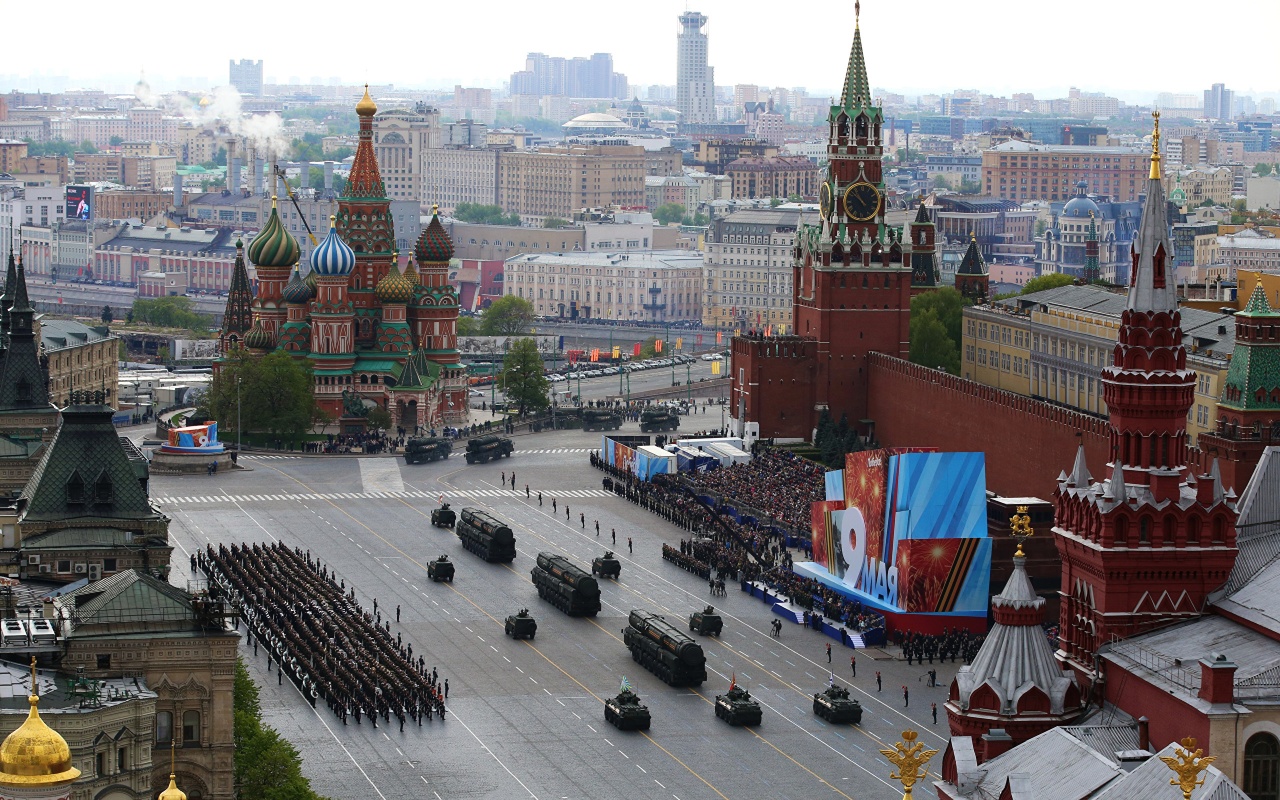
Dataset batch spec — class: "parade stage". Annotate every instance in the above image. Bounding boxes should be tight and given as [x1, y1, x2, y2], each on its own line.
[791, 561, 987, 635]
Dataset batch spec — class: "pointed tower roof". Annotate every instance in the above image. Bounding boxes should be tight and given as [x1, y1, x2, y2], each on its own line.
[345, 87, 386, 199]
[397, 348, 424, 389]
[1128, 111, 1176, 313]
[415, 206, 454, 264]
[0, 259, 49, 412]
[1241, 282, 1279, 316]
[1068, 443, 1091, 488]
[840, 4, 872, 109]
[220, 239, 254, 343]
[913, 202, 932, 225]
[0, 250, 17, 345]
[957, 233, 986, 275]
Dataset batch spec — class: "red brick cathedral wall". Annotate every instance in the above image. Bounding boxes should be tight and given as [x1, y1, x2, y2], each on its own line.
[867, 354, 1110, 499]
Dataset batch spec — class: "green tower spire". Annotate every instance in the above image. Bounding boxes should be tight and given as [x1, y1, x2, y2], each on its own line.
[840, 3, 871, 109]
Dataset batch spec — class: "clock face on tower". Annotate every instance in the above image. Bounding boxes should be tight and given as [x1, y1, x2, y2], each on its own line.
[843, 182, 880, 222]
[819, 183, 833, 218]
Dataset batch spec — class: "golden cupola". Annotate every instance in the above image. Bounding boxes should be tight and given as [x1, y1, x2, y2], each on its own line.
[356, 84, 377, 117]
[0, 659, 81, 788]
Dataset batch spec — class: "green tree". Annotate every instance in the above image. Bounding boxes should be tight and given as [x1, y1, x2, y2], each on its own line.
[233, 659, 326, 800]
[454, 203, 521, 226]
[131, 296, 212, 331]
[1020, 273, 1075, 295]
[108, 135, 124, 147]
[930, 175, 952, 190]
[543, 217, 569, 229]
[365, 405, 392, 434]
[201, 351, 317, 445]
[479, 295, 535, 336]
[1035, 219, 1048, 237]
[499, 338, 550, 415]
[959, 179, 982, 194]
[101, 305, 113, 324]
[911, 287, 965, 354]
[1253, 163, 1273, 177]
[456, 315, 479, 336]
[25, 138, 90, 158]
[909, 307, 960, 375]
[653, 203, 686, 226]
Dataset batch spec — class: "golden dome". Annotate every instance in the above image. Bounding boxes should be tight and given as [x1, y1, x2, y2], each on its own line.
[159, 773, 188, 800]
[356, 84, 377, 117]
[0, 661, 80, 787]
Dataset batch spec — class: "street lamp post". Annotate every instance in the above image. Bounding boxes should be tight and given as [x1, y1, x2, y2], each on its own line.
[236, 373, 242, 452]
[686, 362, 692, 403]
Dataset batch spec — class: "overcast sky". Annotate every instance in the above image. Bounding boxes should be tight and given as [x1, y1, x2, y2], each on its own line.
[6, 1, 1278, 102]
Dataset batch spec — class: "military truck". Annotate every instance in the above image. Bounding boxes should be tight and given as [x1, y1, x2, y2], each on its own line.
[404, 437, 452, 465]
[464, 435, 514, 464]
[504, 609, 537, 640]
[715, 684, 762, 726]
[430, 502, 456, 529]
[689, 606, 723, 636]
[623, 609, 706, 687]
[813, 683, 863, 724]
[455, 508, 517, 562]
[531, 552, 601, 616]
[591, 551, 621, 580]
[604, 687, 651, 731]
[582, 408, 623, 432]
[427, 555, 454, 582]
[639, 407, 680, 433]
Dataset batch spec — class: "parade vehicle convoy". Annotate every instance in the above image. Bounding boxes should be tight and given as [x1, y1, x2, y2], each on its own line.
[430, 502, 456, 529]
[591, 551, 621, 579]
[604, 687, 651, 731]
[581, 408, 623, 432]
[464, 435, 514, 464]
[623, 609, 707, 686]
[504, 609, 537, 640]
[715, 683, 763, 726]
[456, 508, 517, 562]
[403, 437, 452, 465]
[639, 408, 680, 433]
[689, 605, 723, 636]
[531, 552, 601, 616]
[813, 683, 863, 724]
[427, 555, 454, 582]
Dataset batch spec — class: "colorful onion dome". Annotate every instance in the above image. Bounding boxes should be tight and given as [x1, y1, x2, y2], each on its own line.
[310, 216, 356, 276]
[246, 198, 300, 269]
[415, 205, 454, 264]
[0, 666, 80, 786]
[303, 269, 319, 295]
[356, 84, 377, 117]
[282, 267, 313, 304]
[243, 319, 276, 351]
[377, 258, 415, 304]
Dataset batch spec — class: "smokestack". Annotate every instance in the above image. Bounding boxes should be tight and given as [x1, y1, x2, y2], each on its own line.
[173, 172, 184, 210]
[300, 161, 311, 189]
[323, 161, 334, 193]
[229, 159, 240, 194]
[255, 158, 265, 195]
[269, 157, 278, 198]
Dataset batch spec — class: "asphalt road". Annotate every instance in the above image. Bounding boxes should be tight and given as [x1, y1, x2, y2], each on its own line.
[154, 426, 956, 800]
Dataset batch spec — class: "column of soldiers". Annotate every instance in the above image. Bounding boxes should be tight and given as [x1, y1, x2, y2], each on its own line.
[198, 542, 448, 729]
[898, 629, 987, 666]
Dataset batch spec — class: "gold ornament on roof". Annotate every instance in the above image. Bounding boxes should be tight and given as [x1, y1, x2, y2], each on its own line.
[158, 739, 187, 800]
[880, 729, 937, 799]
[356, 84, 377, 117]
[0, 657, 81, 787]
[1150, 110, 1162, 181]
[1160, 737, 1215, 800]
[1011, 505, 1033, 558]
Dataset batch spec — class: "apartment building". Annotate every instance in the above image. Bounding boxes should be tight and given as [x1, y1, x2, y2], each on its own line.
[497, 144, 646, 222]
[1217, 227, 1280, 276]
[373, 105, 441, 204]
[702, 208, 812, 330]
[423, 146, 502, 211]
[981, 140, 1148, 202]
[505, 250, 702, 322]
[1165, 166, 1234, 207]
[724, 156, 820, 200]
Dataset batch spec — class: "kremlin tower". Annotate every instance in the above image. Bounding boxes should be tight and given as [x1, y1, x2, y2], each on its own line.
[1053, 113, 1238, 685]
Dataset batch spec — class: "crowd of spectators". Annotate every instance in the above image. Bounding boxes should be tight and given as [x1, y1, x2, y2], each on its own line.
[755, 568, 885, 635]
[684, 448, 826, 533]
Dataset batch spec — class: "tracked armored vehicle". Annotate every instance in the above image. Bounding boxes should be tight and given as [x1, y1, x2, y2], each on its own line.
[531, 552, 601, 616]
[715, 684, 762, 726]
[623, 610, 706, 687]
[813, 683, 863, 724]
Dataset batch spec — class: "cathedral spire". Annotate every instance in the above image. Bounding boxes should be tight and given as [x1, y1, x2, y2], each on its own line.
[219, 239, 254, 352]
[1, 249, 17, 345]
[345, 86, 386, 199]
[840, 3, 871, 109]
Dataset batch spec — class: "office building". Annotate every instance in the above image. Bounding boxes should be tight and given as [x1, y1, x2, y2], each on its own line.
[504, 250, 702, 322]
[497, 144, 646, 222]
[1204, 83, 1233, 121]
[423, 146, 502, 212]
[702, 208, 812, 330]
[724, 156, 820, 200]
[982, 140, 1149, 203]
[230, 59, 264, 97]
[676, 12, 716, 126]
[373, 104, 441, 204]
[510, 52, 627, 99]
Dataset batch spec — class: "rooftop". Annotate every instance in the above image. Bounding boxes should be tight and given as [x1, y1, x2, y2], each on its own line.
[505, 250, 702, 269]
[989, 140, 1148, 156]
[36, 319, 113, 354]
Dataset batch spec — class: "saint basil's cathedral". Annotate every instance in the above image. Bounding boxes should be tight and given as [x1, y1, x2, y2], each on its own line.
[218, 88, 467, 429]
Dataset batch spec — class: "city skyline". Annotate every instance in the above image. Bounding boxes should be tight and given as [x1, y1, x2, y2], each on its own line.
[4, 1, 1279, 103]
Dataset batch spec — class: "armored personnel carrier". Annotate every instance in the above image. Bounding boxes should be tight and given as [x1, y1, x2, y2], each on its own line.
[464, 435, 514, 464]
[456, 508, 517, 562]
[582, 408, 623, 432]
[504, 609, 537, 640]
[623, 609, 706, 686]
[689, 606, 723, 636]
[531, 552, 601, 616]
[715, 684, 762, 726]
[813, 683, 863, 724]
[591, 551, 621, 579]
[604, 686, 651, 731]
[639, 407, 680, 433]
[404, 437, 452, 465]
[430, 502, 456, 529]
[427, 555, 454, 582]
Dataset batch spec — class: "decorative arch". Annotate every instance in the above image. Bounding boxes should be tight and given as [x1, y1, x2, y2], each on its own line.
[1245, 731, 1280, 800]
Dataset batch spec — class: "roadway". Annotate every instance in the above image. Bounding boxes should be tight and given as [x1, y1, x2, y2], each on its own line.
[154, 425, 957, 800]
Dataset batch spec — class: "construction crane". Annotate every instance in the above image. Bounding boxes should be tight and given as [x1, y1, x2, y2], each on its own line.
[275, 166, 319, 246]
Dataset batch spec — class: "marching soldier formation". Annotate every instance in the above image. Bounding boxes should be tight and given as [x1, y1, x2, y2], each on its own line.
[198, 542, 448, 729]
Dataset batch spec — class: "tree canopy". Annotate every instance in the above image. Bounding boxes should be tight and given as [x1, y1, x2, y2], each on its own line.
[653, 203, 686, 226]
[498, 338, 549, 415]
[1019, 273, 1076, 295]
[200, 351, 317, 445]
[25, 138, 96, 158]
[454, 203, 521, 226]
[479, 295, 535, 336]
[234, 659, 329, 800]
[909, 307, 960, 375]
[130, 296, 213, 332]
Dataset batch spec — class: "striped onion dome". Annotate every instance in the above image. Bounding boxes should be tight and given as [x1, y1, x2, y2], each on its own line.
[414, 206, 453, 264]
[303, 269, 319, 295]
[376, 260, 415, 304]
[281, 267, 313, 304]
[402, 259, 420, 289]
[246, 199, 300, 269]
[309, 216, 356, 276]
[243, 319, 276, 351]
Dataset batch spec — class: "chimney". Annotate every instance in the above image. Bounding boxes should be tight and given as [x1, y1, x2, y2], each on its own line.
[255, 158, 265, 195]
[323, 161, 335, 192]
[1199, 654, 1237, 705]
[1138, 716, 1150, 751]
[229, 158, 240, 194]
[980, 729, 1014, 762]
[300, 161, 311, 189]
[173, 172, 184, 210]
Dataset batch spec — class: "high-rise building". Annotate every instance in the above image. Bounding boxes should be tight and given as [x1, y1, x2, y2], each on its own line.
[509, 52, 627, 99]
[676, 11, 715, 126]
[497, 144, 646, 222]
[229, 59, 263, 97]
[373, 103, 441, 204]
[1204, 83, 1233, 121]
